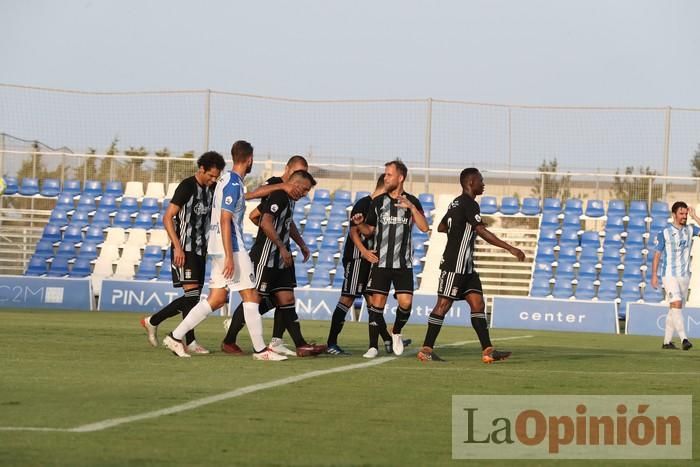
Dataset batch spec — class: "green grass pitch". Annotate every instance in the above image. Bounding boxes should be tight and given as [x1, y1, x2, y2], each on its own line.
[0, 309, 697, 466]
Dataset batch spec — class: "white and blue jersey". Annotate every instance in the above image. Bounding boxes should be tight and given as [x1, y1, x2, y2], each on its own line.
[208, 171, 247, 257]
[654, 224, 700, 278]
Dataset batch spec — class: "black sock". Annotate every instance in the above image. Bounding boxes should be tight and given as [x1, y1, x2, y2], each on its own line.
[423, 312, 444, 348]
[178, 289, 201, 345]
[259, 296, 274, 315]
[392, 306, 411, 334]
[223, 302, 245, 344]
[367, 306, 384, 349]
[327, 302, 350, 346]
[150, 292, 196, 326]
[375, 310, 390, 342]
[272, 300, 287, 340]
[279, 303, 306, 347]
[471, 311, 492, 350]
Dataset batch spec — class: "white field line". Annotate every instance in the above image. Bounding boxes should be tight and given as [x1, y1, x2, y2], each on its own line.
[0, 335, 533, 433]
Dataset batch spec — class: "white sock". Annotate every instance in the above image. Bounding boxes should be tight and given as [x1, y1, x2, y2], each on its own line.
[242, 301, 266, 353]
[671, 308, 688, 341]
[664, 309, 674, 344]
[172, 300, 212, 340]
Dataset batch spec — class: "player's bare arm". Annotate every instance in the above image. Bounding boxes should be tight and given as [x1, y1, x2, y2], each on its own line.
[249, 206, 262, 226]
[475, 224, 525, 261]
[437, 220, 448, 233]
[353, 213, 375, 237]
[651, 250, 661, 289]
[289, 221, 311, 262]
[221, 210, 235, 278]
[260, 212, 294, 267]
[245, 182, 303, 201]
[349, 224, 378, 263]
[689, 206, 700, 225]
[163, 203, 185, 267]
[397, 195, 429, 232]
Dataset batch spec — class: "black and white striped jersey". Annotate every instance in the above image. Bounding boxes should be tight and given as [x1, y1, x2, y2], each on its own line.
[169, 176, 214, 256]
[439, 193, 484, 274]
[249, 190, 294, 269]
[365, 192, 423, 269]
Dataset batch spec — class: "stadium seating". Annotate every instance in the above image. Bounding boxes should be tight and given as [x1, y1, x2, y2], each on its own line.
[104, 181, 124, 197]
[40, 178, 61, 197]
[18, 177, 39, 196]
[145, 182, 165, 200]
[564, 198, 583, 216]
[70, 258, 92, 278]
[63, 225, 84, 243]
[607, 199, 626, 217]
[25, 255, 48, 276]
[576, 260, 598, 282]
[543, 198, 561, 213]
[134, 212, 155, 229]
[135, 259, 159, 280]
[650, 201, 669, 218]
[499, 197, 519, 215]
[313, 189, 331, 205]
[41, 224, 62, 243]
[63, 180, 82, 196]
[47, 257, 70, 277]
[584, 199, 605, 218]
[628, 200, 648, 218]
[165, 182, 178, 200]
[124, 181, 144, 199]
[521, 197, 541, 215]
[575, 280, 596, 299]
[84, 180, 103, 197]
[2, 176, 19, 195]
[480, 196, 497, 214]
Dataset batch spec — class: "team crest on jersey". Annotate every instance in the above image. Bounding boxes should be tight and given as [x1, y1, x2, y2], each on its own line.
[451, 287, 459, 296]
[225, 195, 233, 205]
[260, 282, 268, 292]
[270, 204, 279, 213]
[185, 269, 192, 279]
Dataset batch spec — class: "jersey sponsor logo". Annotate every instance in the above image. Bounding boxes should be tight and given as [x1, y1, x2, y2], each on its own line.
[225, 195, 233, 205]
[270, 204, 279, 213]
[380, 212, 409, 225]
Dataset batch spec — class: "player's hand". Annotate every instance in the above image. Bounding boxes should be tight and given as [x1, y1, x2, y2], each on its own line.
[301, 244, 311, 263]
[651, 275, 658, 289]
[223, 255, 235, 279]
[351, 213, 365, 225]
[395, 195, 414, 210]
[173, 246, 185, 268]
[362, 249, 379, 264]
[510, 247, 526, 262]
[282, 182, 304, 199]
[690, 206, 695, 217]
[280, 247, 294, 267]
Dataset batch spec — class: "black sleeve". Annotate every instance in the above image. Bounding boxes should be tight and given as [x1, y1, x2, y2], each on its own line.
[350, 196, 371, 219]
[170, 179, 193, 207]
[365, 197, 381, 227]
[260, 190, 289, 219]
[407, 194, 424, 214]
[465, 200, 484, 227]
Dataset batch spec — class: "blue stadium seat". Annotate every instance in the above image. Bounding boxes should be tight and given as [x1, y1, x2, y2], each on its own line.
[143, 245, 164, 261]
[624, 230, 645, 248]
[562, 212, 582, 229]
[70, 257, 92, 277]
[304, 219, 323, 236]
[62, 180, 81, 196]
[297, 195, 311, 207]
[113, 211, 133, 228]
[607, 199, 626, 217]
[536, 244, 555, 264]
[83, 180, 102, 197]
[575, 280, 596, 299]
[650, 201, 669, 219]
[532, 262, 553, 280]
[626, 215, 647, 234]
[320, 235, 339, 251]
[585, 199, 605, 218]
[316, 250, 337, 265]
[47, 256, 70, 277]
[332, 273, 345, 288]
[69, 210, 90, 229]
[552, 281, 573, 299]
[34, 239, 55, 258]
[306, 203, 327, 221]
[324, 219, 344, 236]
[119, 197, 139, 214]
[104, 181, 124, 197]
[413, 242, 426, 258]
[18, 177, 39, 196]
[243, 233, 254, 250]
[603, 231, 624, 249]
[564, 198, 583, 216]
[538, 228, 557, 247]
[605, 214, 625, 236]
[98, 194, 118, 212]
[140, 197, 159, 214]
[580, 231, 601, 249]
[499, 197, 519, 215]
[521, 197, 541, 216]
[578, 247, 599, 262]
[55, 241, 77, 259]
[77, 193, 96, 211]
[624, 247, 644, 263]
[543, 198, 562, 213]
[354, 191, 370, 203]
[48, 210, 68, 227]
[480, 196, 497, 214]
[25, 255, 48, 276]
[78, 240, 99, 260]
[333, 190, 352, 205]
[41, 224, 62, 243]
[602, 245, 621, 262]
[558, 228, 579, 247]
[557, 245, 577, 264]
[597, 283, 618, 301]
[530, 282, 551, 298]
[158, 257, 172, 280]
[628, 200, 648, 218]
[619, 281, 642, 310]
[541, 212, 560, 229]
[91, 211, 111, 229]
[63, 224, 83, 243]
[134, 212, 155, 229]
[419, 193, 435, 212]
[598, 262, 621, 282]
[643, 286, 664, 303]
[576, 260, 598, 281]
[3, 175, 19, 195]
[295, 266, 309, 286]
[302, 234, 318, 251]
[54, 192, 75, 211]
[293, 203, 307, 219]
[161, 198, 170, 213]
[135, 259, 159, 280]
[313, 189, 331, 204]
[310, 273, 331, 288]
[40, 178, 61, 197]
[622, 262, 643, 282]
[649, 216, 668, 236]
[556, 262, 575, 282]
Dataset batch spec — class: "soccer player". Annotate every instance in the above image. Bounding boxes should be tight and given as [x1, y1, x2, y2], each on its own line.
[222, 170, 326, 357]
[651, 201, 697, 351]
[140, 151, 225, 354]
[162, 140, 286, 360]
[354, 160, 430, 358]
[220, 155, 312, 355]
[416, 168, 525, 363]
[325, 174, 394, 355]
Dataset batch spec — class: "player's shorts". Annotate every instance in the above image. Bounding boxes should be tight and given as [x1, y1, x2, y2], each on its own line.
[171, 251, 206, 287]
[437, 270, 483, 300]
[341, 258, 371, 297]
[662, 276, 690, 304]
[366, 267, 414, 296]
[255, 264, 296, 296]
[208, 251, 257, 291]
